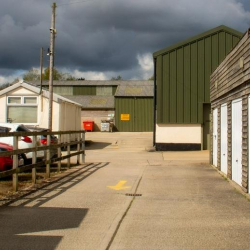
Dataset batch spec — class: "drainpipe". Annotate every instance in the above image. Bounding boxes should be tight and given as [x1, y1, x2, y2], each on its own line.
[153, 58, 157, 147]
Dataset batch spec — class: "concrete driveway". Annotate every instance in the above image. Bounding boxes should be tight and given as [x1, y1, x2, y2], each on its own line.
[1, 132, 250, 250]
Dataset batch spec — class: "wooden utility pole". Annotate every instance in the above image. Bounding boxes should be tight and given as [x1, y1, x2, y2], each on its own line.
[48, 2, 56, 131]
[39, 47, 44, 95]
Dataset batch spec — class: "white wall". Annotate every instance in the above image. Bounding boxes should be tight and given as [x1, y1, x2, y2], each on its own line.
[9, 87, 35, 95]
[0, 95, 6, 122]
[59, 102, 82, 142]
[156, 124, 202, 144]
[37, 96, 60, 130]
[0, 87, 81, 140]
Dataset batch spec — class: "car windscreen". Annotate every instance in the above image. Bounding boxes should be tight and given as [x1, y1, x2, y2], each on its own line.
[16, 125, 30, 132]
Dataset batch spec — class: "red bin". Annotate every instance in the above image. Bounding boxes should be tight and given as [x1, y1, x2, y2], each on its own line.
[83, 121, 94, 132]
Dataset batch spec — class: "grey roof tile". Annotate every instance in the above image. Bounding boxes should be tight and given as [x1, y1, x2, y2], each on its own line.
[115, 85, 154, 97]
[30, 80, 153, 86]
[63, 95, 115, 109]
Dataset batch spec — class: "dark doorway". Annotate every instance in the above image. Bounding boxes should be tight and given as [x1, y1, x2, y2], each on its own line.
[203, 103, 211, 150]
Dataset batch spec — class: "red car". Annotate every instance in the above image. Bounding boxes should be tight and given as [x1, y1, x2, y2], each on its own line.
[0, 142, 24, 172]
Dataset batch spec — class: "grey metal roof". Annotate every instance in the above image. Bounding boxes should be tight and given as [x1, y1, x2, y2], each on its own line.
[63, 95, 115, 109]
[30, 80, 153, 87]
[153, 25, 243, 58]
[115, 85, 154, 97]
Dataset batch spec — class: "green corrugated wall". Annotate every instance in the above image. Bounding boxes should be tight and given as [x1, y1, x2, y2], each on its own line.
[155, 28, 242, 124]
[115, 98, 153, 132]
[73, 86, 96, 95]
[44, 86, 117, 96]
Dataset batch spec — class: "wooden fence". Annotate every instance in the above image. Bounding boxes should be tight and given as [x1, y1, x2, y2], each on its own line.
[0, 130, 85, 192]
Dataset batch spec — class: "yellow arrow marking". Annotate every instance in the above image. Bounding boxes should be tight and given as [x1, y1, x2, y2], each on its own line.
[107, 180, 131, 190]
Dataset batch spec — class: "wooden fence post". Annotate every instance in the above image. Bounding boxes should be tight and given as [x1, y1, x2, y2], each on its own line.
[57, 134, 61, 172]
[46, 134, 51, 178]
[67, 133, 70, 169]
[81, 131, 85, 164]
[77, 133, 80, 164]
[13, 135, 18, 192]
[32, 135, 37, 184]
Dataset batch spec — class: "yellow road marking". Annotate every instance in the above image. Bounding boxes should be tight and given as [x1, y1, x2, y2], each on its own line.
[107, 180, 131, 190]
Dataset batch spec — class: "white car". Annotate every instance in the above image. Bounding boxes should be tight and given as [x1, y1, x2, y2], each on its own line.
[0, 123, 44, 164]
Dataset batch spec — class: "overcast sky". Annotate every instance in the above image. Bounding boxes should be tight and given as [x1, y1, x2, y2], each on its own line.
[0, 0, 250, 84]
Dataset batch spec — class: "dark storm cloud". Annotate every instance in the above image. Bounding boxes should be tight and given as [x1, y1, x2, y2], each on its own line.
[0, 0, 250, 80]
[241, 0, 250, 11]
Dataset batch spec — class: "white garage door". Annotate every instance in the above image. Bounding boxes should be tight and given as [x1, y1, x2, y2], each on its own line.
[213, 108, 218, 167]
[221, 104, 227, 175]
[232, 99, 242, 186]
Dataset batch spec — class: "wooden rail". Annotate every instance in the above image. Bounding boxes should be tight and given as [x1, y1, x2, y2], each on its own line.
[0, 130, 85, 191]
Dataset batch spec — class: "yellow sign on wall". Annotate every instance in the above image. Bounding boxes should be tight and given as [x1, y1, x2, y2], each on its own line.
[121, 114, 130, 121]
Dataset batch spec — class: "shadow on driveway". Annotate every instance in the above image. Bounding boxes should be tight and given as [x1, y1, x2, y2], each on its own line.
[85, 141, 112, 150]
[0, 162, 109, 249]
[0, 206, 88, 250]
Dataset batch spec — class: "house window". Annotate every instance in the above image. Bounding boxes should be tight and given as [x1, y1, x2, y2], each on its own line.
[7, 96, 38, 123]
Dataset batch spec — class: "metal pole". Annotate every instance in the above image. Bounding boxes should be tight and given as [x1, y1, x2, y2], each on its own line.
[153, 58, 157, 147]
[48, 2, 56, 131]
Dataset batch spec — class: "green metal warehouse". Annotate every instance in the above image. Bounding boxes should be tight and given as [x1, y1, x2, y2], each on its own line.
[153, 25, 242, 151]
[115, 83, 154, 132]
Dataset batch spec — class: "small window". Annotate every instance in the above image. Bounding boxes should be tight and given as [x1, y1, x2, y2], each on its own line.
[8, 97, 21, 104]
[24, 97, 37, 104]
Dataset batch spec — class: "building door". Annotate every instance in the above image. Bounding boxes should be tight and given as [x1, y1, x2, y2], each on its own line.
[213, 108, 218, 166]
[203, 104, 211, 150]
[221, 104, 227, 175]
[232, 99, 242, 186]
[134, 98, 153, 132]
[115, 98, 153, 132]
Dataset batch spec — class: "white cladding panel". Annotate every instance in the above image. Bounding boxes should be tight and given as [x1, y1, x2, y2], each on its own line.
[213, 108, 218, 167]
[232, 99, 242, 186]
[59, 102, 81, 142]
[0, 96, 6, 122]
[155, 124, 201, 143]
[8, 87, 35, 96]
[220, 104, 228, 175]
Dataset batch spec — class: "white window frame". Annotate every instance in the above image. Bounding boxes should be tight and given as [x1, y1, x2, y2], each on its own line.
[7, 96, 38, 106]
[6, 96, 38, 124]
